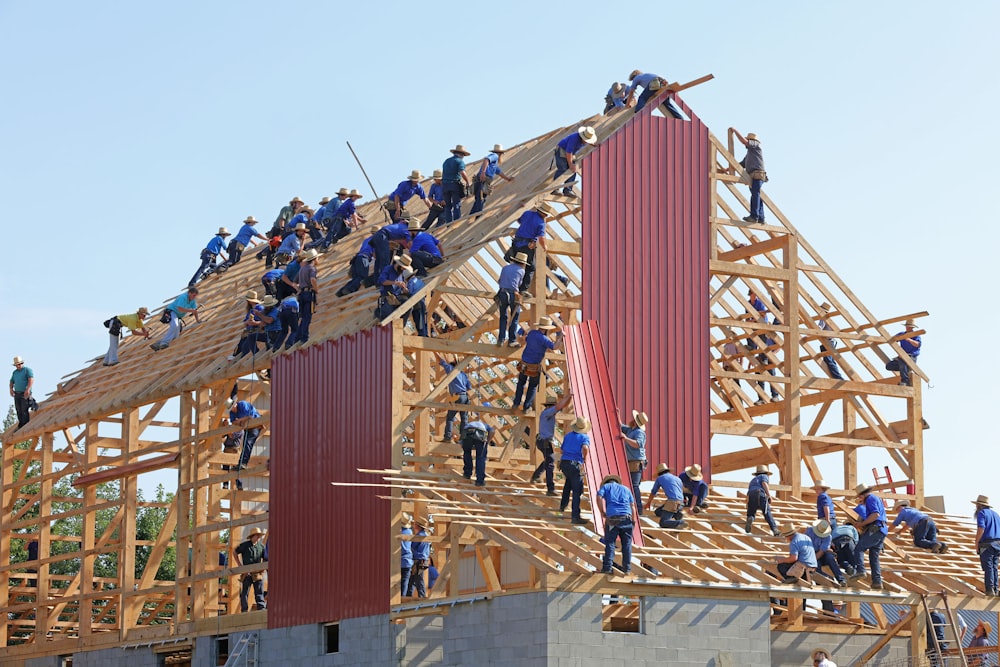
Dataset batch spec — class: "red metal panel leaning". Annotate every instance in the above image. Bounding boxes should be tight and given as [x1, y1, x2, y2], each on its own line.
[267, 327, 394, 628]
[581, 91, 711, 485]
[563, 321, 644, 547]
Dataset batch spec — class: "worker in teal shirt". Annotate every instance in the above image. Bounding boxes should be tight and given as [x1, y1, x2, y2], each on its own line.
[151, 287, 200, 351]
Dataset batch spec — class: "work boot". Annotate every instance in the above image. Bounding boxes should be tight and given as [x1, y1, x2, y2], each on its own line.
[744, 517, 753, 534]
[546, 490, 557, 497]
[571, 517, 589, 525]
[529, 474, 540, 484]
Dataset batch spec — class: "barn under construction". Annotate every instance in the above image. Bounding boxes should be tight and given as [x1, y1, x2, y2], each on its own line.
[1, 77, 992, 667]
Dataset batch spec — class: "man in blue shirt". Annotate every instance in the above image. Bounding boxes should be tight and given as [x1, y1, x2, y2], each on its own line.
[892, 500, 947, 553]
[436, 354, 472, 441]
[406, 518, 431, 598]
[461, 416, 494, 487]
[597, 475, 635, 575]
[402, 273, 428, 337]
[286, 249, 318, 347]
[422, 169, 445, 229]
[151, 287, 200, 351]
[189, 227, 231, 287]
[746, 288, 780, 404]
[974, 495, 1000, 596]
[229, 400, 262, 491]
[496, 252, 528, 346]
[274, 294, 299, 350]
[849, 483, 888, 590]
[530, 393, 572, 495]
[376, 254, 414, 320]
[625, 69, 682, 117]
[274, 223, 308, 266]
[814, 480, 836, 527]
[559, 417, 591, 525]
[776, 523, 818, 584]
[645, 463, 686, 529]
[370, 220, 414, 284]
[512, 317, 561, 412]
[603, 82, 628, 115]
[440, 144, 471, 224]
[886, 319, 922, 386]
[620, 410, 648, 515]
[504, 202, 556, 294]
[9, 356, 34, 429]
[317, 189, 367, 250]
[746, 465, 779, 536]
[336, 226, 379, 297]
[550, 126, 596, 197]
[386, 170, 429, 221]
[808, 520, 846, 587]
[224, 216, 268, 268]
[470, 144, 515, 216]
[400, 515, 414, 598]
[259, 295, 282, 350]
[831, 522, 859, 576]
[680, 464, 710, 513]
[817, 303, 845, 380]
[409, 227, 444, 276]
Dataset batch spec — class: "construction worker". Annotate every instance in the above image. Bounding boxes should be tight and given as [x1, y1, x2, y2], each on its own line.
[222, 216, 268, 268]
[275, 254, 301, 301]
[336, 226, 379, 297]
[407, 518, 431, 598]
[531, 393, 573, 496]
[233, 527, 267, 611]
[745, 465, 779, 536]
[461, 414, 494, 487]
[400, 514, 414, 597]
[385, 170, 429, 221]
[228, 291, 264, 361]
[603, 82, 628, 114]
[274, 293, 299, 351]
[504, 202, 557, 293]
[619, 410, 648, 515]
[511, 317, 561, 413]
[817, 303, 845, 380]
[273, 222, 309, 266]
[815, 480, 836, 527]
[102, 308, 151, 366]
[408, 224, 444, 276]
[369, 219, 414, 286]
[496, 252, 528, 347]
[550, 126, 596, 197]
[848, 483, 888, 590]
[559, 417, 591, 526]
[422, 170, 446, 229]
[287, 249, 318, 347]
[470, 144, 514, 216]
[282, 205, 312, 238]
[151, 287, 200, 351]
[440, 144, 471, 224]
[625, 69, 670, 114]
[973, 494, 1000, 596]
[830, 521, 859, 576]
[376, 254, 414, 319]
[436, 353, 471, 441]
[308, 196, 332, 242]
[645, 463, 686, 529]
[886, 319, 922, 386]
[597, 475, 635, 575]
[680, 464, 710, 513]
[188, 227, 231, 286]
[229, 400, 261, 491]
[259, 197, 304, 266]
[891, 500, 948, 553]
[746, 288, 780, 404]
[316, 189, 366, 251]
[775, 523, 817, 585]
[736, 131, 768, 224]
[9, 356, 34, 429]
[402, 271, 428, 337]
[808, 520, 847, 588]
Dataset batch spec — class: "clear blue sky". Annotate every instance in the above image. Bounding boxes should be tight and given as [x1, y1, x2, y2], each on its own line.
[1, 2, 996, 513]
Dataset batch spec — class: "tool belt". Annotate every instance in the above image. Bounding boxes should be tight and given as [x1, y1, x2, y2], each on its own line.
[536, 436, 555, 455]
[660, 499, 683, 513]
[413, 558, 428, 571]
[243, 571, 265, 582]
[476, 175, 494, 197]
[749, 169, 769, 183]
[560, 459, 582, 470]
[627, 460, 645, 473]
[606, 515, 632, 526]
[520, 362, 541, 378]
[785, 562, 814, 579]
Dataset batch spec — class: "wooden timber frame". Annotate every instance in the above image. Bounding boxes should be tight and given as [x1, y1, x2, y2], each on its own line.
[0, 80, 989, 665]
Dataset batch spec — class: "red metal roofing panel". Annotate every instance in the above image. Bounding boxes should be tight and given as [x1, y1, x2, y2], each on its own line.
[582, 92, 711, 485]
[563, 321, 643, 547]
[268, 328, 393, 628]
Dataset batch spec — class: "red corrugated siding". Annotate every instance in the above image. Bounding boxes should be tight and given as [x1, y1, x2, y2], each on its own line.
[268, 328, 393, 628]
[563, 321, 644, 547]
[582, 93, 711, 483]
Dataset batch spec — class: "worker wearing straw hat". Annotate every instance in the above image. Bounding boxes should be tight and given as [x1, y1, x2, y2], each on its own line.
[233, 527, 267, 612]
[440, 144, 471, 224]
[973, 494, 1000, 596]
[559, 417, 592, 526]
[386, 170, 430, 222]
[886, 319, 922, 387]
[102, 307, 151, 366]
[814, 479, 836, 527]
[680, 464, 710, 514]
[422, 170, 446, 229]
[775, 523, 817, 585]
[189, 226, 231, 287]
[597, 474, 635, 575]
[9, 356, 34, 429]
[512, 317, 562, 413]
[848, 483, 888, 590]
[470, 144, 514, 216]
[808, 519, 846, 588]
[746, 465, 779, 536]
[620, 409, 648, 515]
[550, 126, 597, 197]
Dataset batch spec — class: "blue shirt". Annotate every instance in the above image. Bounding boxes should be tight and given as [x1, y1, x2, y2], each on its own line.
[680, 472, 703, 493]
[513, 209, 546, 242]
[262, 306, 281, 332]
[390, 180, 427, 204]
[650, 472, 684, 501]
[625, 72, 660, 96]
[381, 222, 411, 242]
[313, 204, 329, 222]
[748, 473, 769, 494]
[406, 275, 425, 299]
[357, 234, 376, 257]
[465, 420, 494, 439]
[279, 295, 299, 312]
[900, 331, 921, 358]
[277, 233, 302, 255]
[410, 232, 441, 257]
[806, 528, 831, 554]
[283, 260, 301, 282]
[817, 492, 835, 522]
[378, 265, 407, 296]
[561, 431, 590, 462]
[607, 84, 626, 108]
[401, 527, 413, 567]
[285, 212, 309, 232]
[442, 155, 465, 182]
[167, 293, 198, 319]
[428, 182, 444, 203]
[229, 401, 260, 422]
[411, 528, 430, 560]
[620, 424, 646, 461]
[788, 533, 818, 567]
[233, 223, 258, 246]
[335, 199, 357, 220]
[439, 359, 471, 395]
[521, 329, 555, 364]
[319, 199, 346, 222]
[478, 152, 504, 179]
[892, 506, 929, 528]
[498, 263, 525, 291]
[263, 268, 284, 283]
[862, 494, 888, 535]
[978, 507, 1000, 542]
[538, 405, 558, 439]
[205, 235, 227, 255]
[557, 132, 586, 155]
[831, 524, 858, 544]
[598, 482, 634, 517]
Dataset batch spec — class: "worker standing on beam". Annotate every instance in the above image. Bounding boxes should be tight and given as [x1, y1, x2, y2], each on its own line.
[973, 494, 1000, 596]
[229, 399, 262, 491]
[470, 144, 514, 216]
[9, 356, 34, 429]
[886, 319, 922, 386]
[597, 474, 635, 575]
[619, 410, 648, 515]
[422, 170, 446, 229]
[436, 353, 471, 442]
[188, 227, 231, 287]
[559, 417, 591, 526]
[549, 126, 596, 198]
[745, 464, 779, 536]
[736, 131, 768, 224]
[531, 393, 573, 496]
[504, 201, 557, 294]
[496, 251, 528, 347]
[848, 483, 888, 590]
[384, 170, 430, 222]
[440, 144, 471, 225]
[511, 317, 562, 414]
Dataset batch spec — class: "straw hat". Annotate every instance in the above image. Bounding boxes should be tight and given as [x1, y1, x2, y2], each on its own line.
[601, 474, 622, 486]
[811, 649, 831, 661]
[12, 356, 24, 366]
[336, 187, 351, 197]
[973, 494, 992, 507]
[778, 522, 798, 537]
[348, 189, 363, 198]
[629, 69, 642, 80]
[814, 480, 830, 490]
[290, 197, 304, 205]
[746, 133, 759, 142]
[243, 216, 258, 224]
[685, 464, 703, 481]
[655, 463, 671, 476]
[535, 201, 557, 217]
[631, 409, 649, 427]
[260, 295, 278, 308]
[401, 512, 412, 528]
[535, 316, 556, 330]
[407, 219, 423, 232]
[813, 520, 832, 538]
[299, 249, 319, 263]
[854, 483, 873, 497]
[511, 252, 529, 265]
[905, 319, 916, 327]
[246, 527, 265, 539]
[407, 169, 423, 181]
[318, 196, 331, 205]
[492, 143, 506, 154]
[612, 82, 625, 94]
[894, 499, 910, 510]
[137, 307, 150, 318]
[394, 254, 413, 268]
[244, 290, 261, 303]
[217, 227, 231, 236]
[571, 417, 591, 433]
[294, 222, 308, 232]
[819, 302, 832, 312]
[432, 169, 443, 179]
[753, 465, 771, 476]
[450, 144, 471, 156]
[577, 126, 597, 145]
[543, 395, 557, 406]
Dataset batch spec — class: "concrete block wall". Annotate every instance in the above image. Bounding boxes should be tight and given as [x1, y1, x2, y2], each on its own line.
[70, 645, 160, 667]
[772, 629, 911, 666]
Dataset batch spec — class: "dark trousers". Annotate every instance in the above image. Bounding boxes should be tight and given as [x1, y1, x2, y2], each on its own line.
[226, 240, 246, 266]
[404, 301, 428, 337]
[337, 253, 373, 296]
[746, 488, 777, 532]
[496, 289, 520, 344]
[261, 278, 278, 297]
[469, 177, 490, 215]
[462, 436, 488, 485]
[749, 178, 765, 222]
[406, 561, 427, 598]
[886, 354, 917, 386]
[683, 482, 709, 509]
[291, 290, 315, 345]
[238, 428, 261, 470]
[777, 561, 810, 581]
[852, 528, 885, 584]
[236, 330, 268, 358]
[820, 344, 844, 380]
[240, 574, 266, 612]
[816, 550, 845, 583]
[189, 249, 217, 286]
[912, 518, 940, 550]
[400, 566, 412, 598]
[560, 460, 584, 520]
[833, 539, 857, 573]
[441, 182, 463, 224]
[13, 392, 30, 428]
[410, 251, 442, 276]
[444, 392, 469, 439]
[275, 310, 298, 349]
[979, 540, 1000, 594]
[602, 518, 634, 573]
[513, 371, 541, 411]
[275, 280, 296, 301]
[533, 437, 556, 492]
[628, 463, 645, 515]
[370, 232, 393, 284]
[552, 149, 576, 190]
[423, 204, 444, 229]
[314, 216, 349, 249]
